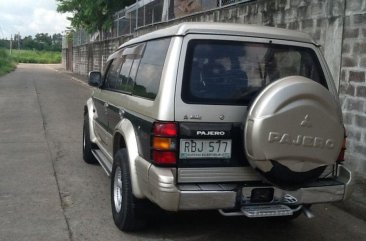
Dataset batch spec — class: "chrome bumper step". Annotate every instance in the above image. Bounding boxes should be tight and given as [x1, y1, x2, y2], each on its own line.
[241, 205, 293, 218]
[219, 205, 294, 218]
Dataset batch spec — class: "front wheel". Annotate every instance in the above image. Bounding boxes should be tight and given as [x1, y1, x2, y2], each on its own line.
[111, 149, 148, 232]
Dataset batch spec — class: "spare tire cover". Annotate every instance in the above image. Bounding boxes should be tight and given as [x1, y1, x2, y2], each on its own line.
[244, 76, 344, 188]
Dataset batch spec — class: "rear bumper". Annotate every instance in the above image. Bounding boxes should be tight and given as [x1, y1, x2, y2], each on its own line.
[145, 164, 352, 212]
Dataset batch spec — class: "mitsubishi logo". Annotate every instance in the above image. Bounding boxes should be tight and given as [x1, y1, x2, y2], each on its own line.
[300, 114, 312, 128]
[283, 194, 298, 204]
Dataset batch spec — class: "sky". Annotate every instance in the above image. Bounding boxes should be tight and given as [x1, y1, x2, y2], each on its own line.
[0, 0, 70, 39]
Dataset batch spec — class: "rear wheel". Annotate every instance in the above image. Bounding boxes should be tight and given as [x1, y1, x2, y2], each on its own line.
[82, 115, 98, 164]
[111, 149, 148, 232]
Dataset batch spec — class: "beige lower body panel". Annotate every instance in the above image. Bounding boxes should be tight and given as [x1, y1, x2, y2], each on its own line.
[138, 161, 351, 212]
[178, 191, 236, 210]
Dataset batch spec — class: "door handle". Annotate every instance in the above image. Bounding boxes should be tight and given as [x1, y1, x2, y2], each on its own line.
[104, 102, 109, 112]
[119, 109, 125, 118]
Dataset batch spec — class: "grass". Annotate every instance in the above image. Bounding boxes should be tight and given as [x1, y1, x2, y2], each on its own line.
[10, 49, 61, 64]
[0, 49, 17, 76]
[0, 48, 61, 77]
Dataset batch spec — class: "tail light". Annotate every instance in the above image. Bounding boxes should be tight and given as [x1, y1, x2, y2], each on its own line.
[337, 128, 347, 163]
[152, 122, 177, 165]
[153, 122, 177, 136]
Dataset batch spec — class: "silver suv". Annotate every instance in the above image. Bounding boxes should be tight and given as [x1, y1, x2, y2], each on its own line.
[83, 22, 352, 231]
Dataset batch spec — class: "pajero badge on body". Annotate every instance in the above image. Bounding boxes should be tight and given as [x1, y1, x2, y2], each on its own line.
[196, 130, 226, 136]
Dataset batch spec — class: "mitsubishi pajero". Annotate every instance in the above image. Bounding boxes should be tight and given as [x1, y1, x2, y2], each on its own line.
[83, 22, 352, 231]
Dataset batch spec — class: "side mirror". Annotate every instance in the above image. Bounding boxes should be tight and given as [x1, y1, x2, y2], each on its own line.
[88, 71, 102, 87]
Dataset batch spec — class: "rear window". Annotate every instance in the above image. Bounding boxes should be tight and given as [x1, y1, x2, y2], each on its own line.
[182, 40, 327, 105]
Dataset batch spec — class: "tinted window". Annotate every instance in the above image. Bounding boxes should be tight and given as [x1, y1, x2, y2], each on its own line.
[102, 60, 111, 79]
[133, 38, 170, 99]
[127, 58, 141, 92]
[117, 56, 133, 92]
[114, 43, 145, 93]
[182, 40, 327, 105]
[104, 58, 123, 90]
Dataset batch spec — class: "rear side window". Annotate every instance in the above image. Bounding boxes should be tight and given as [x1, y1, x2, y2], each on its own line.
[133, 38, 171, 100]
[115, 43, 145, 93]
[117, 56, 133, 92]
[182, 40, 327, 105]
[127, 58, 141, 92]
[104, 58, 123, 90]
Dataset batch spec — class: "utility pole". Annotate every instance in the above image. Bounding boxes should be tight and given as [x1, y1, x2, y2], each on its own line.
[18, 32, 20, 50]
[10, 34, 12, 55]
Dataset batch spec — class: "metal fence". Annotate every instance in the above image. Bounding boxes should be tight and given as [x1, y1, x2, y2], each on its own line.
[70, 0, 252, 47]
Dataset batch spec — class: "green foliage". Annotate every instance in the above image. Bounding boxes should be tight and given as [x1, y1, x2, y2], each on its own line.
[0, 39, 10, 49]
[10, 50, 61, 64]
[0, 49, 17, 76]
[65, 31, 74, 42]
[0, 33, 62, 52]
[0, 47, 61, 77]
[56, 0, 134, 33]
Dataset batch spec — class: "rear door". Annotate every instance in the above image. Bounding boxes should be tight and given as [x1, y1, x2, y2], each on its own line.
[174, 34, 330, 183]
[175, 35, 251, 184]
[107, 43, 145, 134]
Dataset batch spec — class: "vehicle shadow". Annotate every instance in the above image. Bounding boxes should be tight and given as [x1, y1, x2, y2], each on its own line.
[133, 209, 308, 241]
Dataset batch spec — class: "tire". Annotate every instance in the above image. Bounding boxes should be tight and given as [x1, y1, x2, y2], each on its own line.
[82, 114, 98, 164]
[111, 149, 148, 232]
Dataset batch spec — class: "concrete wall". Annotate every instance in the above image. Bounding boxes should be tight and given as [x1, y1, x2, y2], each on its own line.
[136, 0, 345, 89]
[70, 36, 132, 75]
[72, 0, 346, 83]
[339, 0, 366, 172]
[67, 0, 366, 174]
[62, 49, 67, 69]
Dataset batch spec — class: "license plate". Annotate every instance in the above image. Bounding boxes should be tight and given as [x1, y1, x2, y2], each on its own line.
[179, 139, 232, 159]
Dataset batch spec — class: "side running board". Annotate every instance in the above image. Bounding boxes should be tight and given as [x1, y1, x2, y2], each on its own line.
[91, 149, 112, 176]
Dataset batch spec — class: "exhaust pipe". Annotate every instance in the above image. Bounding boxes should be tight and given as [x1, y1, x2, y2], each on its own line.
[302, 206, 315, 218]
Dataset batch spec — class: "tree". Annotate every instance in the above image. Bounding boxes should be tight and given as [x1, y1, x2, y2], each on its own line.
[0, 33, 62, 52]
[56, 0, 134, 34]
[51, 34, 63, 51]
[0, 39, 9, 49]
[35, 33, 52, 50]
[22, 36, 35, 50]
[14, 34, 21, 49]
